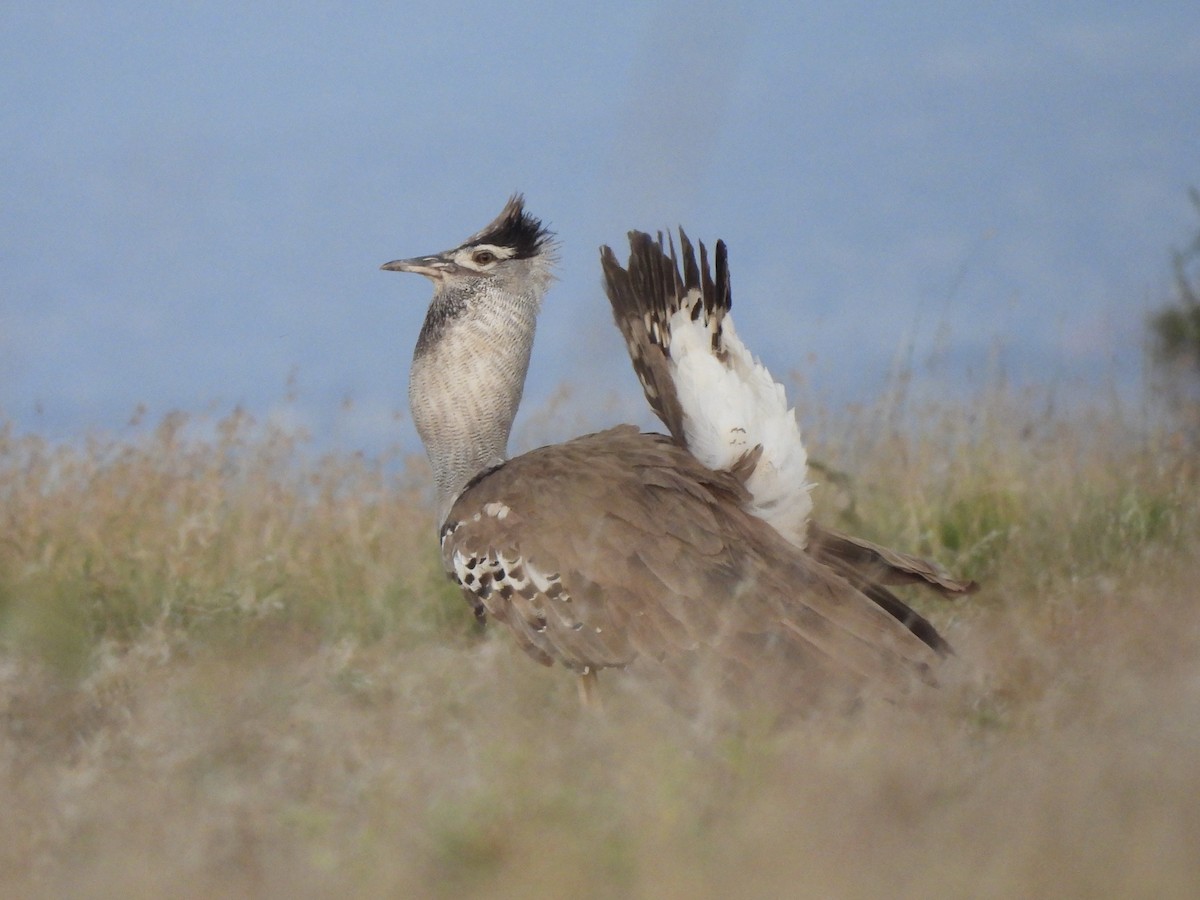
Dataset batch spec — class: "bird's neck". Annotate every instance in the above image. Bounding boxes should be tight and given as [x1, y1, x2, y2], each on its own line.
[408, 283, 543, 524]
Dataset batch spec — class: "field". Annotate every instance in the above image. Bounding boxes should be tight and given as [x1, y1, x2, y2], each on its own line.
[1, 389, 1198, 898]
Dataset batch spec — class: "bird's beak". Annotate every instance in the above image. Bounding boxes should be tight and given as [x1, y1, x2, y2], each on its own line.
[380, 254, 451, 281]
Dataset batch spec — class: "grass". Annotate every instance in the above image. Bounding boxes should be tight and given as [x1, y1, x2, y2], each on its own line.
[1, 389, 1198, 898]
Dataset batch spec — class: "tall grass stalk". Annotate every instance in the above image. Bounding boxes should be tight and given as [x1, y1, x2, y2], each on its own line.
[1, 388, 1197, 897]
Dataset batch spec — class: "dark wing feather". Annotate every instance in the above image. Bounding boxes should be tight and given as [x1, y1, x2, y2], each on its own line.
[807, 523, 978, 597]
[600, 231, 731, 445]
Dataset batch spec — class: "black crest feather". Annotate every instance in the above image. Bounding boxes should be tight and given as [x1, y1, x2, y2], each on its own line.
[464, 194, 554, 260]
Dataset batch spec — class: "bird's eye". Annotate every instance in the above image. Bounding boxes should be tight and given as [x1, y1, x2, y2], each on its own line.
[473, 250, 496, 265]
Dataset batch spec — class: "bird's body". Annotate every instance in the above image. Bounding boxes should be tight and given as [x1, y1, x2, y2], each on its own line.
[382, 196, 974, 710]
[441, 425, 942, 699]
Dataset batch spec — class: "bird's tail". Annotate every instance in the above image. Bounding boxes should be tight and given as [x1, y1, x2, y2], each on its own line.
[601, 230, 813, 549]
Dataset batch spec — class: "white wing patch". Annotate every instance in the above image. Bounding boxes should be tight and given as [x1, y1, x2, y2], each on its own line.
[668, 307, 813, 548]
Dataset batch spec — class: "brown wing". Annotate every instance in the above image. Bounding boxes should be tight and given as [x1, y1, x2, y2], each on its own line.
[442, 427, 942, 699]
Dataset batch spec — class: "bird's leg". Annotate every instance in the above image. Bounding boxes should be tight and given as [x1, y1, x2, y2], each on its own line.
[576, 667, 601, 710]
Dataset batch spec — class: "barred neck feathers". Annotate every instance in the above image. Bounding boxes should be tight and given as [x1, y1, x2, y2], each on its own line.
[409, 279, 542, 521]
[383, 195, 557, 524]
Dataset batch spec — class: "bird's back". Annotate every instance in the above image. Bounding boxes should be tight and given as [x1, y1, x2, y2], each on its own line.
[441, 425, 940, 708]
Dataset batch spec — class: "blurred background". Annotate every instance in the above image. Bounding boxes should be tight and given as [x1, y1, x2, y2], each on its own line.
[3, 2, 1198, 454]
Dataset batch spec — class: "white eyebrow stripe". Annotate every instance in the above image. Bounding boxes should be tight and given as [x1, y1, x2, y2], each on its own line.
[458, 244, 518, 262]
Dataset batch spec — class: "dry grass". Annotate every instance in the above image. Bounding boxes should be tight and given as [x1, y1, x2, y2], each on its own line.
[1, 391, 1198, 898]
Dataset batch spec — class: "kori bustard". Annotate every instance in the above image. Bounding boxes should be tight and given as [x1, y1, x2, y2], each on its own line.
[382, 196, 974, 710]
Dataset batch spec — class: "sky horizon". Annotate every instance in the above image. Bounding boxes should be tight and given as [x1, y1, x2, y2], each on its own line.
[3, 3, 1198, 456]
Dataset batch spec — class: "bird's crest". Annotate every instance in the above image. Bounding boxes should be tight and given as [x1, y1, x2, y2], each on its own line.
[463, 194, 556, 260]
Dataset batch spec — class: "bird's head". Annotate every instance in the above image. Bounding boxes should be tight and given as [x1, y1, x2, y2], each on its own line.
[381, 194, 557, 297]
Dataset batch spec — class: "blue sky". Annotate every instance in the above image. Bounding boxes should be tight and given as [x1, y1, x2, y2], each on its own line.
[3, 2, 1198, 454]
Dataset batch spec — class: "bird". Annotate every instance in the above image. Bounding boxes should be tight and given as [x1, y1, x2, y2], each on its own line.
[381, 195, 975, 712]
